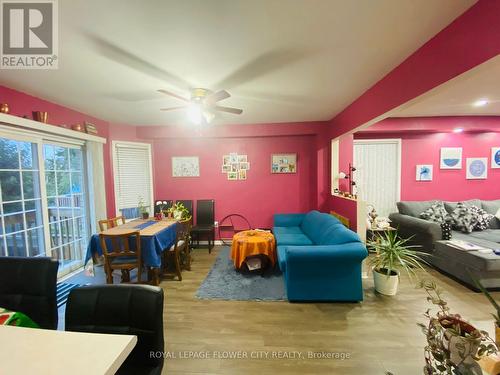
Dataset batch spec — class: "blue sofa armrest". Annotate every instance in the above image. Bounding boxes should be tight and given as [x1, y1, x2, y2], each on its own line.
[284, 243, 368, 301]
[273, 213, 305, 227]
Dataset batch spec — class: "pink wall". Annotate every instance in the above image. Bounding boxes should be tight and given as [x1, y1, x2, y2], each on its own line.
[153, 135, 318, 230]
[330, 196, 357, 231]
[355, 117, 500, 202]
[0, 85, 142, 217]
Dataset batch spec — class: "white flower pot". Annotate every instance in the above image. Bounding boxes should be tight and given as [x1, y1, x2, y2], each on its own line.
[373, 268, 399, 296]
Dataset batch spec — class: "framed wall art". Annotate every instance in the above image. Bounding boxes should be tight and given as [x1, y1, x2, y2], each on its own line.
[440, 147, 462, 169]
[416, 165, 433, 181]
[491, 147, 500, 168]
[271, 153, 297, 174]
[466, 158, 488, 179]
[172, 156, 200, 177]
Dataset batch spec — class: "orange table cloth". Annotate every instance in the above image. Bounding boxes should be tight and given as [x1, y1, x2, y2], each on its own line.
[230, 230, 276, 269]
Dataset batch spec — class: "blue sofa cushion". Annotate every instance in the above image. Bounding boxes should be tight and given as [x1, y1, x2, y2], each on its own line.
[273, 226, 303, 235]
[318, 223, 361, 245]
[275, 233, 313, 246]
[300, 210, 341, 244]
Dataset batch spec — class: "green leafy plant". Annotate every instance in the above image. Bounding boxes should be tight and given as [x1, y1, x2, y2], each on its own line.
[167, 202, 191, 221]
[368, 230, 428, 280]
[138, 196, 148, 214]
[417, 280, 496, 374]
[473, 277, 500, 328]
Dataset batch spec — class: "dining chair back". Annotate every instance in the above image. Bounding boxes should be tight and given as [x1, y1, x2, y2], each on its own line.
[99, 230, 142, 284]
[191, 199, 215, 253]
[65, 284, 164, 374]
[98, 216, 126, 232]
[0, 257, 59, 329]
[154, 200, 173, 215]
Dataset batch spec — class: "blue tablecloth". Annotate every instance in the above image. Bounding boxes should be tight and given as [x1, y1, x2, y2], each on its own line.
[84, 222, 177, 268]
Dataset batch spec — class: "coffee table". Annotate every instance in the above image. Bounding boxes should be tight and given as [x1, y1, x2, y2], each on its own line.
[230, 230, 276, 271]
[433, 240, 500, 289]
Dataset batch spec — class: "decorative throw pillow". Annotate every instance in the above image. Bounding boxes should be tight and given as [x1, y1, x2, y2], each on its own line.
[469, 205, 494, 231]
[496, 208, 500, 221]
[440, 222, 452, 240]
[450, 202, 477, 233]
[420, 201, 452, 224]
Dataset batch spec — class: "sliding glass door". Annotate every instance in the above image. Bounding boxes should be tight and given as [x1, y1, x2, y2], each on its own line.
[44, 144, 88, 273]
[0, 133, 90, 277]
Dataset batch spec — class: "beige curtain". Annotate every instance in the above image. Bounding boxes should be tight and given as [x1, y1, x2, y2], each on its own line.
[86, 141, 107, 233]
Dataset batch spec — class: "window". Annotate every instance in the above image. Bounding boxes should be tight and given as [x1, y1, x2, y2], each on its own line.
[44, 144, 87, 269]
[112, 141, 153, 219]
[0, 138, 44, 257]
[0, 130, 91, 277]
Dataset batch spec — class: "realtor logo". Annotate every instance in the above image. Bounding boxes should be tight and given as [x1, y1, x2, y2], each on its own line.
[1, 0, 58, 69]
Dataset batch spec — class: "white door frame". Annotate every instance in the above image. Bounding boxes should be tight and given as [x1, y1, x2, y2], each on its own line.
[353, 138, 402, 203]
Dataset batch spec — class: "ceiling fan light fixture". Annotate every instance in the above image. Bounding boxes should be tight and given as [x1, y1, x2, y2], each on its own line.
[187, 102, 202, 125]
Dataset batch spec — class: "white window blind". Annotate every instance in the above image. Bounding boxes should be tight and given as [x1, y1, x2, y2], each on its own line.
[113, 142, 152, 215]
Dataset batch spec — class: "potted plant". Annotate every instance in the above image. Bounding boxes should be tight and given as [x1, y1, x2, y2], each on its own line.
[368, 231, 427, 296]
[167, 202, 191, 221]
[473, 277, 500, 347]
[418, 280, 496, 374]
[138, 196, 149, 219]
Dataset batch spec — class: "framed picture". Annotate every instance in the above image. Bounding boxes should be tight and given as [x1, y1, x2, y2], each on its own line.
[238, 155, 247, 163]
[239, 162, 250, 170]
[440, 147, 462, 169]
[271, 153, 297, 174]
[229, 153, 238, 163]
[466, 158, 488, 179]
[491, 147, 500, 168]
[416, 165, 433, 181]
[222, 155, 230, 165]
[227, 172, 238, 180]
[172, 156, 200, 177]
[238, 170, 247, 180]
[230, 163, 239, 172]
[221, 165, 231, 173]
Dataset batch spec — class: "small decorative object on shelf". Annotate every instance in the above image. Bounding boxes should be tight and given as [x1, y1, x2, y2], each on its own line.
[0, 103, 9, 114]
[32, 111, 48, 123]
[84, 121, 98, 135]
[71, 123, 83, 132]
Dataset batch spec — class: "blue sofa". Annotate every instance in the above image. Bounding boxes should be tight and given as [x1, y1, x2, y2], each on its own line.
[273, 210, 367, 302]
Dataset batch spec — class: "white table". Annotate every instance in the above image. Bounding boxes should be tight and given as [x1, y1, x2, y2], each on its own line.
[0, 325, 137, 375]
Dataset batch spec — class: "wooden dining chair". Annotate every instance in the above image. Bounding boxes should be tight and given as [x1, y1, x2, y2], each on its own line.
[162, 223, 190, 281]
[99, 230, 142, 284]
[98, 216, 126, 232]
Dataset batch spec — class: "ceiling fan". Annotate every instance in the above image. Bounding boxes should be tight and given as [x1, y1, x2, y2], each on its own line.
[158, 88, 243, 124]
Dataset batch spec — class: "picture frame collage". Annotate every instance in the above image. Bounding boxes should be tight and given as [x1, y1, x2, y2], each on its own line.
[222, 153, 250, 180]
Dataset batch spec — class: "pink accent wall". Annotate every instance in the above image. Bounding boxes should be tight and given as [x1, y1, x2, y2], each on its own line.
[0, 85, 143, 217]
[355, 117, 500, 202]
[331, 196, 357, 231]
[152, 135, 318, 230]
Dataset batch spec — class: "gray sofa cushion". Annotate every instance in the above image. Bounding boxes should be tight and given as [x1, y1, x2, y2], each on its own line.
[397, 201, 436, 217]
[444, 199, 482, 214]
[482, 200, 500, 229]
[468, 229, 500, 244]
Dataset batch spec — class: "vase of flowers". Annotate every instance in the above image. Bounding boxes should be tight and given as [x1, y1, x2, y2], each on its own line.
[138, 196, 149, 219]
[167, 202, 191, 221]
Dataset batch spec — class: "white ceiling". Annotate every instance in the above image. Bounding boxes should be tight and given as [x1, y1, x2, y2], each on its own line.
[0, 0, 475, 126]
[394, 54, 500, 117]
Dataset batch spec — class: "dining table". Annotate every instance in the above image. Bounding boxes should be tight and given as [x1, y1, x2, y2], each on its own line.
[85, 218, 177, 285]
[0, 325, 137, 375]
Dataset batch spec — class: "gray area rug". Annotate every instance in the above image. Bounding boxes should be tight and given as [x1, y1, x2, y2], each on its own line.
[196, 247, 286, 301]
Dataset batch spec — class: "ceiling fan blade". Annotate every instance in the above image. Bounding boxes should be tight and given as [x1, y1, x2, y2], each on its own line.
[215, 48, 310, 89]
[85, 33, 190, 90]
[157, 89, 189, 102]
[160, 106, 186, 111]
[205, 90, 230, 104]
[215, 106, 243, 115]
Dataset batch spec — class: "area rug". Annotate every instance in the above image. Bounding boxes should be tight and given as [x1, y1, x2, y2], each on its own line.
[196, 247, 286, 301]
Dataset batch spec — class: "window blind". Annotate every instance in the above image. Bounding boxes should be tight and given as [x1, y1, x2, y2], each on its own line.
[113, 143, 152, 216]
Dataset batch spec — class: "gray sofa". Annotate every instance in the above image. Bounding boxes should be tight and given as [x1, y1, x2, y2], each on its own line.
[389, 199, 500, 252]
[389, 199, 500, 288]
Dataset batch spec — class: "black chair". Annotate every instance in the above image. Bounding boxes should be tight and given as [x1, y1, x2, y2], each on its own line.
[66, 285, 164, 375]
[191, 199, 215, 253]
[0, 256, 59, 329]
[154, 200, 173, 215]
[176, 200, 193, 217]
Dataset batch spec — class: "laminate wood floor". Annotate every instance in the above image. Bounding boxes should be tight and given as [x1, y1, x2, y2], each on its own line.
[66, 246, 499, 375]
